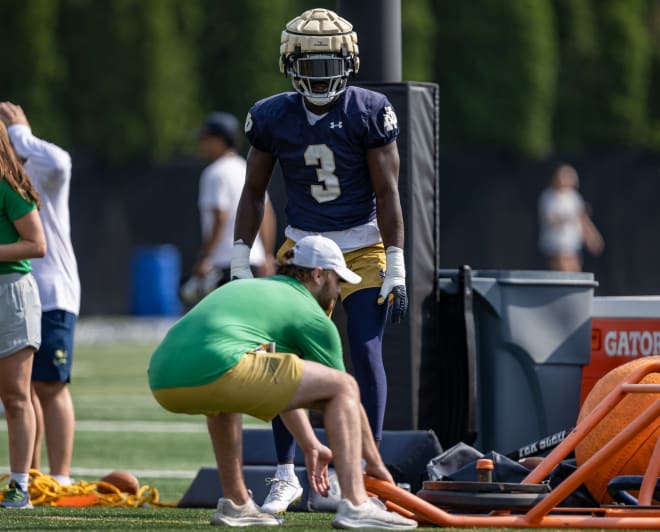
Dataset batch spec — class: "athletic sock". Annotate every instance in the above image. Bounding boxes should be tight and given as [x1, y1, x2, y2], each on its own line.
[276, 463, 296, 481]
[53, 474, 73, 486]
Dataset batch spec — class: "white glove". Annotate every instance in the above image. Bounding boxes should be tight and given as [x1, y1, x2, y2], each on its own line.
[179, 269, 223, 306]
[230, 240, 253, 280]
[377, 246, 408, 324]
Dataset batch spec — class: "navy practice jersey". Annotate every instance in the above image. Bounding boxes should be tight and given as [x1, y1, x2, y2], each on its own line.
[245, 86, 399, 232]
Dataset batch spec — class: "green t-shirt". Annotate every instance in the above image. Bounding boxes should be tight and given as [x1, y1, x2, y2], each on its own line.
[148, 275, 345, 390]
[0, 179, 37, 274]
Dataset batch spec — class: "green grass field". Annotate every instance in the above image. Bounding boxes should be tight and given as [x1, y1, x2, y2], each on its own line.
[0, 336, 649, 530]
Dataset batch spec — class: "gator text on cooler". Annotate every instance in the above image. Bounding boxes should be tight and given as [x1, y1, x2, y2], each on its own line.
[604, 330, 660, 356]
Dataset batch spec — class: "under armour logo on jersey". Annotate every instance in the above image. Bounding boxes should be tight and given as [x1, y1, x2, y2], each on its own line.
[383, 106, 398, 132]
[329, 121, 343, 129]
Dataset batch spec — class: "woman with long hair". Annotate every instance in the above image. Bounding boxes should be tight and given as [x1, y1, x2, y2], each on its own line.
[0, 119, 46, 508]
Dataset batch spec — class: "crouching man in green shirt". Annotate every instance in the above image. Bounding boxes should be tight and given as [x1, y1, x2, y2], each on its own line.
[148, 235, 416, 530]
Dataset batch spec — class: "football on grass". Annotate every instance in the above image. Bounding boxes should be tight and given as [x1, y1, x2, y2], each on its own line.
[98, 470, 139, 495]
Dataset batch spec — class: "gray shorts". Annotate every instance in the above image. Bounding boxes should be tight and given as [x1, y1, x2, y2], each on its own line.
[0, 273, 41, 358]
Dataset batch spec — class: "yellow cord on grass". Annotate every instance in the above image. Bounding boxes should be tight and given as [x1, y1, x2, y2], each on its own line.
[0, 470, 178, 507]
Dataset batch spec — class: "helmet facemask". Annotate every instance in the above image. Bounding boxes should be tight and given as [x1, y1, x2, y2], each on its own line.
[286, 48, 356, 106]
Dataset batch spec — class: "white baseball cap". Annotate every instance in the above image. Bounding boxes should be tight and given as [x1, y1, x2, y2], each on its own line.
[289, 235, 362, 284]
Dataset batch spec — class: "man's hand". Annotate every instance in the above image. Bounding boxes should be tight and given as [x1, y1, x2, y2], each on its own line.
[377, 246, 408, 324]
[0, 102, 29, 127]
[230, 240, 253, 279]
[303, 444, 333, 496]
[364, 460, 395, 485]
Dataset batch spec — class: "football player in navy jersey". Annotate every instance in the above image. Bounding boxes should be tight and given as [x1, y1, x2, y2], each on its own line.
[231, 8, 408, 514]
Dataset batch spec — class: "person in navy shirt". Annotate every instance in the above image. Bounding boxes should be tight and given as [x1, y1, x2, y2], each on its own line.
[231, 7, 408, 515]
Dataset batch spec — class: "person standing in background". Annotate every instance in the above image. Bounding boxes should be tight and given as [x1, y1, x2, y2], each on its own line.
[0, 101, 80, 488]
[0, 115, 46, 508]
[180, 112, 276, 306]
[538, 163, 604, 272]
[231, 8, 408, 514]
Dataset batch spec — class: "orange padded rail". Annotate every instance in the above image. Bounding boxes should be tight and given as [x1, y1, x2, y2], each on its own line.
[365, 360, 660, 528]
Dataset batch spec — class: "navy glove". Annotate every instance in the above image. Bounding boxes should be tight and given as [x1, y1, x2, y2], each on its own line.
[388, 285, 408, 324]
[377, 246, 408, 324]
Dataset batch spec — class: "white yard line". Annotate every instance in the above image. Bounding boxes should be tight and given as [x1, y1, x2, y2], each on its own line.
[74, 316, 178, 345]
[68, 466, 199, 479]
[0, 466, 198, 479]
[75, 420, 208, 433]
[0, 419, 267, 433]
[0, 419, 268, 479]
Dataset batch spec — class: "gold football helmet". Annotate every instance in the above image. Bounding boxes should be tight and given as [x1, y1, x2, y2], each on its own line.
[279, 8, 360, 106]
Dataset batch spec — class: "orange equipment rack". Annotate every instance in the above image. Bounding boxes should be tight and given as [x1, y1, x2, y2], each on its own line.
[366, 360, 660, 529]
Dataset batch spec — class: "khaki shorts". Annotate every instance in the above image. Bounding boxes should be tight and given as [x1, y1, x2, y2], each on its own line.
[0, 273, 41, 359]
[152, 352, 304, 421]
[277, 238, 386, 300]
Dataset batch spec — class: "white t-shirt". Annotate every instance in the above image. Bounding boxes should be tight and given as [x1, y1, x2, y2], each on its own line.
[538, 187, 585, 255]
[8, 124, 81, 315]
[198, 154, 266, 268]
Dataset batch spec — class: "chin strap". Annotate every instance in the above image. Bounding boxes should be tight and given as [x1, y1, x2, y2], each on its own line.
[304, 94, 335, 106]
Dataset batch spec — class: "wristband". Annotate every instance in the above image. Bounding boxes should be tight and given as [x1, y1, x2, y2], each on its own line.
[385, 246, 406, 279]
[231, 240, 253, 279]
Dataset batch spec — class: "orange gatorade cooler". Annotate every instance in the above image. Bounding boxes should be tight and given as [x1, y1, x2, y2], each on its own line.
[582, 296, 660, 406]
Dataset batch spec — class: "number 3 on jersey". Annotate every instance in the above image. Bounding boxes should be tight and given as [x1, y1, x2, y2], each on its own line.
[305, 144, 341, 203]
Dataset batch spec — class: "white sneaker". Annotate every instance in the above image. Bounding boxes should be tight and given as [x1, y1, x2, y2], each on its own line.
[260, 476, 303, 515]
[332, 497, 417, 530]
[211, 497, 282, 527]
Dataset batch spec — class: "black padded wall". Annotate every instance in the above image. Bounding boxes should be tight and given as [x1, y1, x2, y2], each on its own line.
[357, 82, 440, 430]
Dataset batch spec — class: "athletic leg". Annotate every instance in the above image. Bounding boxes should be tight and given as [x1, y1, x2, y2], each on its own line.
[271, 415, 296, 462]
[0, 348, 37, 476]
[207, 412, 280, 526]
[282, 360, 367, 503]
[262, 317, 300, 515]
[282, 360, 416, 529]
[206, 412, 250, 504]
[31, 310, 76, 483]
[30, 386, 43, 470]
[32, 382, 74, 479]
[278, 408, 332, 495]
[262, 415, 303, 514]
[342, 287, 388, 442]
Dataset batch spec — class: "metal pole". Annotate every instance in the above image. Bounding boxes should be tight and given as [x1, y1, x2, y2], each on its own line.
[336, 0, 402, 82]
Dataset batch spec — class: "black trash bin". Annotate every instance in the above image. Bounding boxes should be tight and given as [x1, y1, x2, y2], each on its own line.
[423, 268, 597, 456]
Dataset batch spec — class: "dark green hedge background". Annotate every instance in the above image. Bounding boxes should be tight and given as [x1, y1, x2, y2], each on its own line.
[3, 0, 659, 314]
[2, 0, 659, 164]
